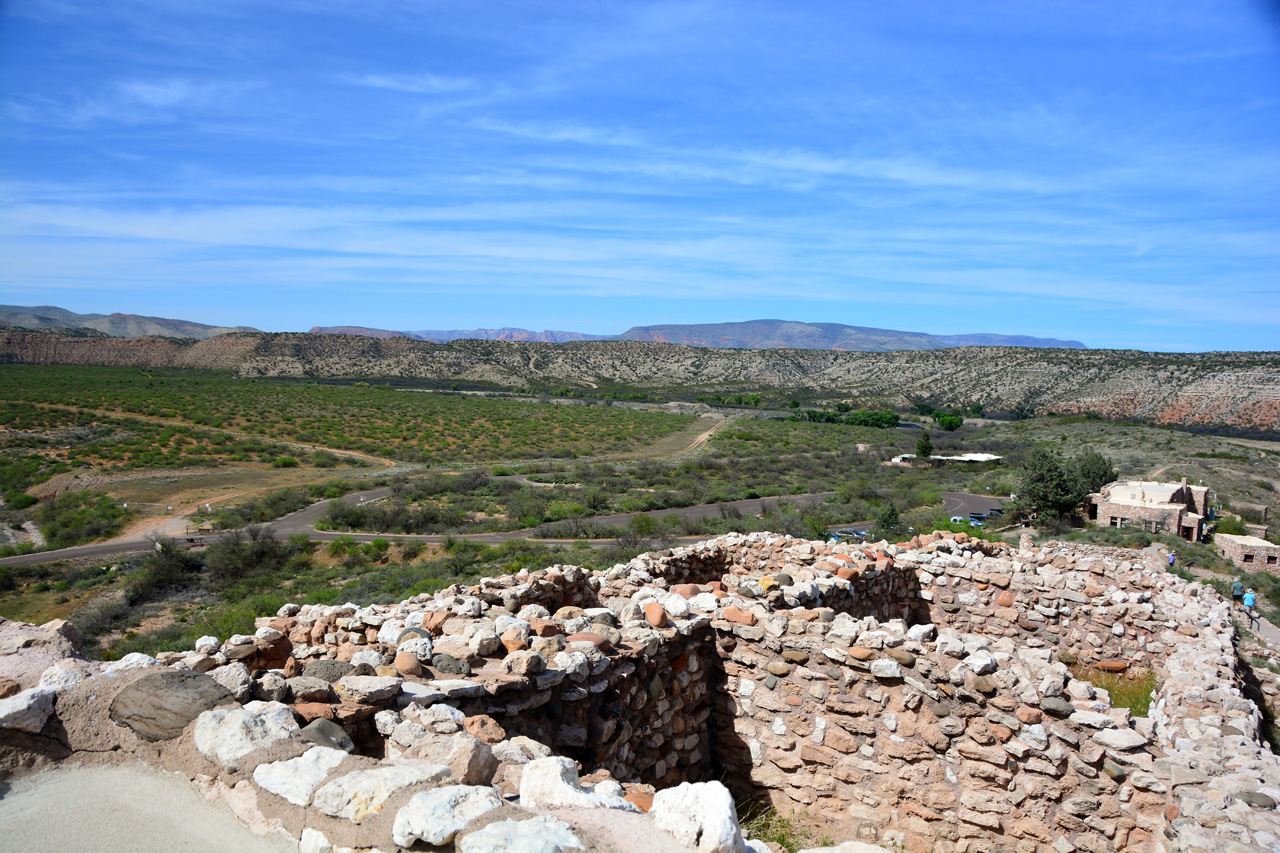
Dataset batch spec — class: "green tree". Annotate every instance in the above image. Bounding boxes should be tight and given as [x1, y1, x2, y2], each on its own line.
[1070, 450, 1117, 496]
[916, 432, 934, 459]
[875, 502, 901, 538]
[1018, 445, 1082, 520]
[937, 415, 963, 431]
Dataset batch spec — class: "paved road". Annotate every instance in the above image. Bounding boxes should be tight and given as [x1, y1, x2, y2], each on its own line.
[941, 492, 1008, 519]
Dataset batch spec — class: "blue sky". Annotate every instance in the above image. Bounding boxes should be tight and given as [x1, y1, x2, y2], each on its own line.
[2, 1, 1277, 351]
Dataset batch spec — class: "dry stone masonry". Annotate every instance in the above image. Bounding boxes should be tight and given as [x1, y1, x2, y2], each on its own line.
[3, 531, 1280, 852]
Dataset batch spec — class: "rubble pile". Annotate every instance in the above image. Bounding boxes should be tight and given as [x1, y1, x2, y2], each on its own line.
[3, 530, 1280, 853]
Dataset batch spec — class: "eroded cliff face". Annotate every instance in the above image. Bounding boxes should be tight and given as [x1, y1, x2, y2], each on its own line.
[2, 332, 1278, 430]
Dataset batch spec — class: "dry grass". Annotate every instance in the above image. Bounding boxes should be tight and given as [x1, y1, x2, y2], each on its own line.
[1069, 664, 1160, 717]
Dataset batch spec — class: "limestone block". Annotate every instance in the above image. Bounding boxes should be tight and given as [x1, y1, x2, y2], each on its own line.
[333, 674, 402, 703]
[193, 705, 298, 769]
[38, 659, 92, 692]
[406, 732, 498, 786]
[0, 687, 55, 733]
[458, 815, 585, 853]
[312, 762, 451, 822]
[210, 662, 253, 702]
[392, 785, 504, 847]
[1093, 727, 1147, 750]
[650, 780, 747, 853]
[252, 746, 348, 806]
[519, 756, 638, 811]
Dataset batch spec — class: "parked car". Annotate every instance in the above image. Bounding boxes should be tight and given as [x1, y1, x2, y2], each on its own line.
[950, 516, 966, 524]
[970, 519, 984, 528]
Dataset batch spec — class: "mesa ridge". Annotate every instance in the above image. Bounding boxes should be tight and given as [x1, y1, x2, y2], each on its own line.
[2, 331, 1278, 430]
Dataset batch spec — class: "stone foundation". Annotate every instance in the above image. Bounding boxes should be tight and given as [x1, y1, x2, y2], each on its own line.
[4, 531, 1280, 852]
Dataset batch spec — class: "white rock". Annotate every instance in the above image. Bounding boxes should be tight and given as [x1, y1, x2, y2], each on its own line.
[906, 623, 936, 643]
[519, 756, 638, 811]
[299, 828, 332, 853]
[651, 780, 747, 853]
[195, 635, 221, 654]
[965, 651, 997, 675]
[689, 592, 720, 612]
[0, 688, 56, 733]
[192, 706, 298, 769]
[377, 619, 406, 645]
[349, 649, 386, 669]
[103, 652, 157, 674]
[392, 785, 504, 847]
[252, 746, 348, 806]
[334, 675, 402, 703]
[1093, 727, 1148, 750]
[312, 763, 451, 822]
[796, 842, 895, 853]
[870, 659, 902, 679]
[38, 660, 91, 691]
[209, 662, 252, 702]
[458, 815, 584, 853]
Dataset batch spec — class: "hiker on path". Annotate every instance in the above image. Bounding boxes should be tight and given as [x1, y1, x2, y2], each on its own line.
[1169, 552, 1176, 567]
[1232, 579, 1245, 607]
[1244, 589, 1259, 628]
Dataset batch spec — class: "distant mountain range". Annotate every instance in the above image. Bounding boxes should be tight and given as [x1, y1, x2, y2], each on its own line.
[3, 305, 1085, 351]
[310, 319, 1086, 351]
[308, 325, 609, 344]
[0, 305, 258, 341]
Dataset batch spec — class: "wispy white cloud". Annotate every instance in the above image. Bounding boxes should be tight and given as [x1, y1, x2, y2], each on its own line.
[468, 118, 644, 147]
[349, 73, 474, 94]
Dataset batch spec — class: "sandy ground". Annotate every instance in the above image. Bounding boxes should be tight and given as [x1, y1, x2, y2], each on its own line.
[0, 764, 297, 853]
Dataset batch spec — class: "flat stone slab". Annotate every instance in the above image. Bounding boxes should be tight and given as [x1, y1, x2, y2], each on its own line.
[334, 675, 402, 704]
[109, 670, 234, 741]
[252, 746, 348, 806]
[429, 679, 486, 699]
[1092, 727, 1147, 750]
[313, 763, 451, 822]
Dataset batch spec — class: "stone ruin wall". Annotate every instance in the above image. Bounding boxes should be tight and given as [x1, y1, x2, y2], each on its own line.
[4, 531, 1280, 853]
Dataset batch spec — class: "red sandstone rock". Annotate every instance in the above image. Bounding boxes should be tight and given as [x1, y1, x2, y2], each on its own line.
[624, 789, 654, 812]
[723, 606, 757, 626]
[671, 583, 701, 599]
[0, 677, 19, 699]
[422, 612, 449, 635]
[293, 702, 336, 722]
[463, 714, 507, 743]
[644, 602, 669, 628]
[1016, 706, 1043, 724]
[1096, 660, 1128, 672]
[528, 618, 564, 637]
[996, 589, 1016, 608]
[566, 631, 611, 652]
[837, 565, 859, 581]
[283, 656, 302, 678]
[393, 651, 423, 677]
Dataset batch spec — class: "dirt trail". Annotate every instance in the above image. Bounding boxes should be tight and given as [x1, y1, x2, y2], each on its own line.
[678, 415, 727, 454]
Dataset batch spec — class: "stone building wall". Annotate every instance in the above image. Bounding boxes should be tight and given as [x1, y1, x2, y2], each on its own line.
[1216, 533, 1280, 574]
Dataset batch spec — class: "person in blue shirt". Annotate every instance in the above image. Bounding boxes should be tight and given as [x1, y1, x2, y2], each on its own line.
[1243, 589, 1258, 627]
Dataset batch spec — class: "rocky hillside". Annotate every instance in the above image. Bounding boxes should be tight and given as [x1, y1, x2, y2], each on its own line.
[2, 331, 1278, 430]
[0, 305, 257, 340]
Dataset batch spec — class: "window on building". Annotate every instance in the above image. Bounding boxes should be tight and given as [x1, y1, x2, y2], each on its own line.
[1244, 554, 1254, 563]
[1268, 555, 1277, 566]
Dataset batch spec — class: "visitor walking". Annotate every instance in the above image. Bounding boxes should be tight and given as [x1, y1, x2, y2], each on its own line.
[1168, 552, 1176, 567]
[1232, 579, 1245, 608]
[1244, 588, 1259, 629]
